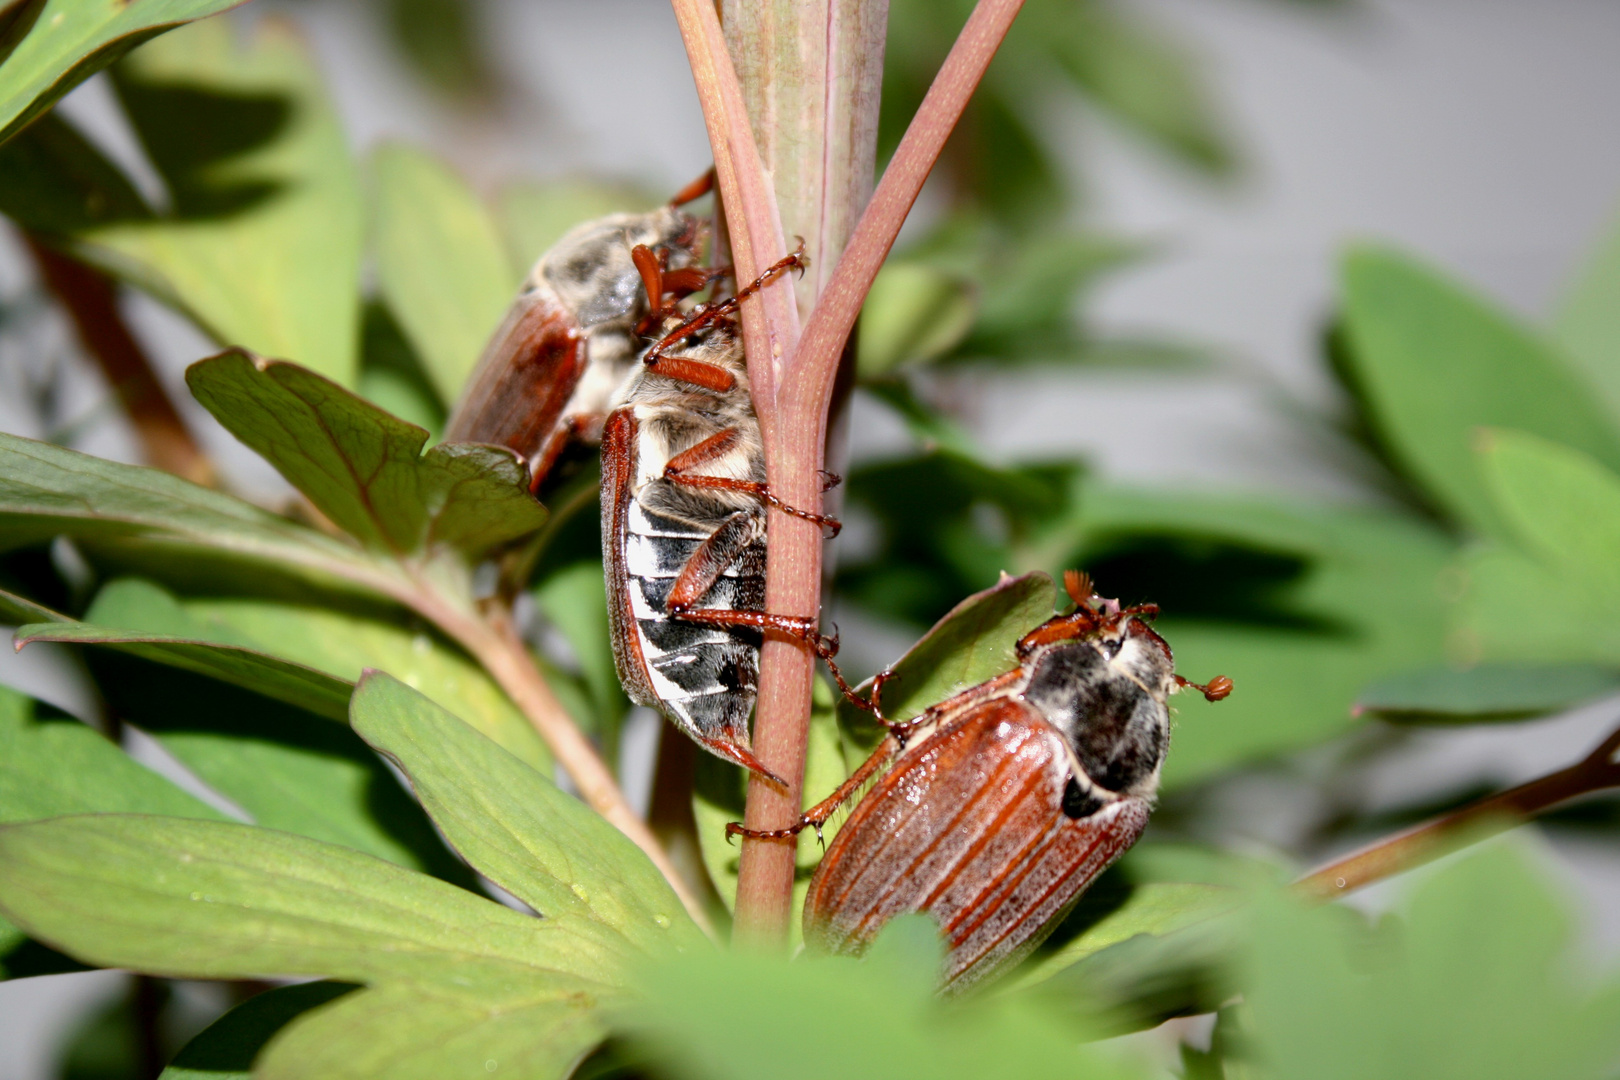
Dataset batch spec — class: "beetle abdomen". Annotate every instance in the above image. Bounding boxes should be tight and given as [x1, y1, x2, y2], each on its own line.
[623, 500, 765, 742]
[803, 697, 1150, 991]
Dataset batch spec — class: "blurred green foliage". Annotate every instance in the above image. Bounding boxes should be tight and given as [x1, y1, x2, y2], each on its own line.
[0, 4, 1618, 1080]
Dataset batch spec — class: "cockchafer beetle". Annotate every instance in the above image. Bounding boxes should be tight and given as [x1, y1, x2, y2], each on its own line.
[444, 172, 723, 493]
[731, 570, 1232, 991]
[601, 248, 872, 784]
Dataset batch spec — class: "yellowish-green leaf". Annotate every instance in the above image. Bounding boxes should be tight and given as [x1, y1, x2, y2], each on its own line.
[0, 0, 244, 145]
[372, 144, 516, 404]
[82, 18, 363, 384]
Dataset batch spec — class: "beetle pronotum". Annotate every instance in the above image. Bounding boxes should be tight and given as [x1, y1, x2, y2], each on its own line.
[733, 570, 1231, 990]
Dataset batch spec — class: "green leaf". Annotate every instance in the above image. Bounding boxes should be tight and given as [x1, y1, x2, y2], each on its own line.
[256, 980, 606, 1080]
[15, 617, 353, 720]
[1356, 664, 1620, 723]
[0, 681, 224, 825]
[81, 649, 467, 881]
[1011, 882, 1240, 990]
[843, 571, 1057, 733]
[0, 0, 244, 145]
[159, 981, 359, 1080]
[72, 18, 363, 384]
[188, 350, 546, 557]
[0, 430, 391, 595]
[1478, 430, 1620, 599]
[1339, 246, 1620, 539]
[1242, 839, 1620, 1080]
[175, 588, 549, 771]
[0, 111, 150, 234]
[1452, 545, 1620, 667]
[693, 678, 848, 940]
[0, 814, 621, 986]
[1554, 204, 1620, 420]
[0, 681, 221, 978]
[0, 583, 64, 624]
[372, 143, 516, 404]
[625, 943, 1150, 1080]
[495, 179, 655, 279]
[351, 672, 701, 954]
[857, 261, 978, 377]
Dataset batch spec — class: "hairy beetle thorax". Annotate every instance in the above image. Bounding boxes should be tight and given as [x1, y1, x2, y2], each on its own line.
[1018, 619, 1175, 800]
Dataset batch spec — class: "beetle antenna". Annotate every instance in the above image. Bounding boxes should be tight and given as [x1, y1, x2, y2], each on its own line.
[1178, 674, 1234, 702]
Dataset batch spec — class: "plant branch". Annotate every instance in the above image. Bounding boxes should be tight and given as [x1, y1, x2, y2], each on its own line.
[730, 0, 1027, 946]
[787, 0, 1024, 395]
[24, 235, 214, 486]
[1294, 720, 1620, 901]
[405, 579, 716, 937]
[671, 0, 798, 414]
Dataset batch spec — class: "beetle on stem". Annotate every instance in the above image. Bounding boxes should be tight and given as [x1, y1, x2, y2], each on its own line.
[601, 251, 873, 784]
[732, 570, 1231, 990]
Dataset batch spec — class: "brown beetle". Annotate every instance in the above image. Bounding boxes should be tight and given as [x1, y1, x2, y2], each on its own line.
[733, 571, 1231, 990]
[601, 249, 871, 783]
[444, 173, 721, 492]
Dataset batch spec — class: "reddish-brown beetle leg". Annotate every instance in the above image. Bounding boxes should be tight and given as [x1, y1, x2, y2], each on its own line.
[668, 167, 716, 207]
[666, 604, 872, 712]
[819, 469, 843, 492]
[662, 428, 843, 537]
[1178, 674, 1234, 702]
[726, 733, 902, 843]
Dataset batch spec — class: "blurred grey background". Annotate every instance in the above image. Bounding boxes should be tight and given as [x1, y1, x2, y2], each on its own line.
[4, 1, 1620, 1076]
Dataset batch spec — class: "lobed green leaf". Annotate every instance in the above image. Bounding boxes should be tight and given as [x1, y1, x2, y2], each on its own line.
[15, 619, 352, 720]
[256, 981, 606, 1080]
[0, 814, 622, 987]
[1555, 204, 1620, 420]
[1478, 429, 1620, 600]
[159, 981, 358, 1080]
[0, 682, 223, 826]
[350, 673, 702, 953]
[1242, 839, 1620, 1080]
[188, 350, 545, 558]
[0, 430, 392, 596]
[1356, 664, 1620, 724]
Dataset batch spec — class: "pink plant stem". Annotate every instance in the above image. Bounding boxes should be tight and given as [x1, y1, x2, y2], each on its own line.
[670, 0, 798, 415]
[735, 0, 1028, 946]
[1294, 721, 1620, 901]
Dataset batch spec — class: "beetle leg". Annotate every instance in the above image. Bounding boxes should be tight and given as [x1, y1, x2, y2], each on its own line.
[663, 427, 841, 535]
[525, 413, 605, 494]
[726, 734, 902, 841]
[665, 605, 872, 712]
[642, 244, 807, 372]
[663, 510, 760, 611]
[668, 167, 716, 207]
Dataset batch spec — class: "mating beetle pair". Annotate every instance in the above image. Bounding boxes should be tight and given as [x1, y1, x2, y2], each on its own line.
[448, 192, 1231, 989]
